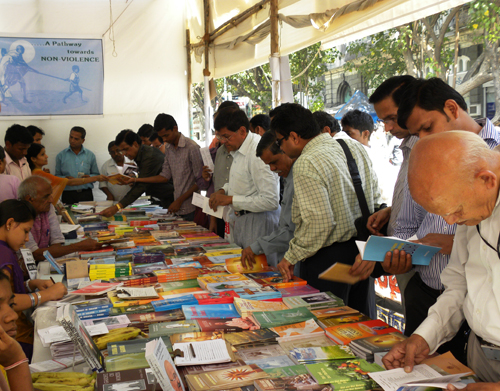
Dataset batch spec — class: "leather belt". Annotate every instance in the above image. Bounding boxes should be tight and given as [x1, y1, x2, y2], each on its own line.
[234, 210, 252, 217]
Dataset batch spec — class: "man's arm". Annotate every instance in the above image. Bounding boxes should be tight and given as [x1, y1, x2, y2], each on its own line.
[31, 240, 103, 262]
[134, 175, 168, 184]
[100, 187, 115, 201]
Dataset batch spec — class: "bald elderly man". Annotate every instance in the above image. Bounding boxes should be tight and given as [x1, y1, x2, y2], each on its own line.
[383, 131, 500, 385]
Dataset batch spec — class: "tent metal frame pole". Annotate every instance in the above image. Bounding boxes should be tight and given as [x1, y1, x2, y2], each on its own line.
[270, 0, 279, 108]
[186, 28, 193, 139]
[203, 0, 212, 147]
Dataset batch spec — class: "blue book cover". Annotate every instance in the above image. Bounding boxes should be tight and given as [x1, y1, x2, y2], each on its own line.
[88, 257, 116, 265]
[117, 247, 144, 256]
[361, 236, 440, 266]
[181, 304, 240, 320]
[151, 294, 198, 312]
[43, 250, 64, 274]
[75, 303, 113, 313]
[232, 286, 281, 301]
[165, 261, 202, 269]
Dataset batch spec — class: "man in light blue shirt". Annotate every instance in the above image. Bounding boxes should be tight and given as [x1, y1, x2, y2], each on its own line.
[55, 126, 100, 204]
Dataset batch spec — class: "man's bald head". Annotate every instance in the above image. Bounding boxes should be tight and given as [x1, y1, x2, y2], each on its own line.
[408, 131, 500, 226]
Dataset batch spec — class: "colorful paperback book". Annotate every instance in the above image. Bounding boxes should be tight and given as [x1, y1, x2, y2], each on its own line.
[233, 297, 289, 316]
[169, 331, 225, 345]
[350, 331, 407, 355]
[197, 317, 260, 333]
[224, 329, 279, 347]
[283, 291, 344, 310]
[193, 291, 239, 305]
[311, 306, 359, 319]
[96, 368, 162, 391]
[263, 364, 310, 378]
[104, 352, 149, 372]
[317, 313, 371, 329]
[145, 338, 185, 391]
[197, 273, 248, 290]
[160, 280, 200, 291]
[70, 281, 122, 296]
[306, 359, 385, 390]
[278, 334, 337, 354]
[290, 345, 356, 362]
[109, 304, 155, 315]
[231, 286, 281, 301]
[244, 354, 295, 369]
[133, 253, 166, 264]
[278, 285, 320, 298]
[358, 235, 440, 266]
[251, 307, 315, 329]
[149, 320, 200, 338]
[206, 279, 261, 293]
[151, 294, 198, 312]
[270, 319, 324, 340]
[254, 374, 332, 391]
[126, 309, 184, 324]
[107, 336, 172, 356]
[182, 304, 241, 320]
[224, 254, 271, 274]
[325, 319, 400, 345]
[254, 275, 308, 289]
[185, 364, 269, 391]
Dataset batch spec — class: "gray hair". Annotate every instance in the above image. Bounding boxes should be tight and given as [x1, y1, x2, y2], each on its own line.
[18, 176, 51, 200]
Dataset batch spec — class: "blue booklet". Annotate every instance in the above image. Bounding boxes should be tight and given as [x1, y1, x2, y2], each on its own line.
[43, 250, 64, 274]
[151, 294, 198, 312]
[359, 236, 440, 266]
[181, 304, 240, 320]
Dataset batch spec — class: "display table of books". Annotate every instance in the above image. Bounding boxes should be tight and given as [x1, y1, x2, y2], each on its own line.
[27, 202, 477, 391]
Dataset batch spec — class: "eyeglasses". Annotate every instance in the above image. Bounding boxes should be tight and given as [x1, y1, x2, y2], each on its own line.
[378, 115, 398, 125]
[215, 133, 233, 142]
[275, 136, 287, 148]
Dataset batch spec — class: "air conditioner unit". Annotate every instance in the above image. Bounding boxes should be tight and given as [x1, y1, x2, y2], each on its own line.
[469, 104, 482, 116]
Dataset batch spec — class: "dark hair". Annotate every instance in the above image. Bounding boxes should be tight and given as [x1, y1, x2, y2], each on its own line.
[70, 126, 86, 139]
[214, 107, 249, 132]
[149, 132, 163, 143]
[249, 114, 271, 132]
[369, 75, 416, 106]
[256, 131, 281, 157]
[0, 199, 36, 226]
[27, 125, 45, 137]
[108, 141, 116, 150]
[0, 270, 9, 283]
[341, 110, 374, 135]
[313, 111, 340, 134]
[217, 101, 239, 112]
[26, 143, 45, 170]
[397, 78, 468, 129]
[137, 124, 155, 139]
[270, 103, 319, 139]
[0, 146, 5, 161]
[4, 124, 33, 145]
[153, 114, 177, 132]
[115, 130, 142, 147]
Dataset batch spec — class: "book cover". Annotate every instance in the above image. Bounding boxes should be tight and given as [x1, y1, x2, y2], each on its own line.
[182, 304, 241, 320]
[290, 345, 356, 362]
[224, 329, 279, 347]
[325, 319, 399, 345]
[236, 344, 286, 361]
[224, 254, 271, 274]
[359, 236, 440, 266]
[350, 331, 407, 354]
[206, 279, 261, 293]
[70, 281, 122, 296]
[233, 297, 289, 316]
[108, 336, 172, 356]
[170, 331, 225, 345]
[151, 294, 198, 312]
[107, 291, 160, 308]
[317, 314, 371, 328]
[283, 291, 344, 310]
[252, 307, 315, 329]
[126, 309, 184, 324]
[160, 279, 200, 291]
[96, 368, 162, 391]
[270, 319, 324, 339]
[185, 364, 269, 391]
[253, 275, 307, 289]
[231, 286, 281, 301]
[244, 354, 295, 369]
[254, 374, 332, 391]
[149, 320, 200, 338]
[109, 304, 155, 315]
[133, 253, 166, 264]
[310, 306, 359, 319]
[145, 338, 185, 391]
[197, 273, 249, 290]
[197, 317, 260, 332]
[263, 365, 310, 378]
[278, 334, 337, 353]
[318, 262, 360, 285]
[306, 359, 385, 390]
[193, 291, 239, 305]
[278, 285, 320, 298]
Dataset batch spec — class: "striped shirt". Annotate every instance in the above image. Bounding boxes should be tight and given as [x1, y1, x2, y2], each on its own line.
[394, 119, 500, 290]
[285, 133, 382, 265]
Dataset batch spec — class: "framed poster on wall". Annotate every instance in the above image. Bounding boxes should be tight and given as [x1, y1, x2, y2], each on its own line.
[0, 37, 103, 117]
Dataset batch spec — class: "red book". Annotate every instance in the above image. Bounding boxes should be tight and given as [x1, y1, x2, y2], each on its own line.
[194, 291, 239, 305]
[253, 275, 307, 289]
[197, 317, 260, 332]
[129, 220, 158, 226]
[325, 319, 400, 345]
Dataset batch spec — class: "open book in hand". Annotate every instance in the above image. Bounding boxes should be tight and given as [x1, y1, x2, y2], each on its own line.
[356, 236, 441, 266]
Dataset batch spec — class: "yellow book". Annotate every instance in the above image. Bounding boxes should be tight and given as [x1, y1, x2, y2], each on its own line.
[203, 249, 242, 256]
[233, 297, 289, 317]
[197, 273, 247, 290]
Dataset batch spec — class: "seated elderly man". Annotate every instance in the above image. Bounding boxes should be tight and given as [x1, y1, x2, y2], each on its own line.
[383, 131, 500, 384]
[18, 176, 103, 262]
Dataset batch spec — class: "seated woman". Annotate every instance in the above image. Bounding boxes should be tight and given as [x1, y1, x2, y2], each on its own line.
[0, 199, 67, 361]
[26, 143, 105, 204]
[0, 146, 21, 203]
[0, 270, 34, 391]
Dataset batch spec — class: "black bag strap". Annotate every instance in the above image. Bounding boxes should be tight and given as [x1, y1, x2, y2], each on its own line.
[336, 139, 371, 219]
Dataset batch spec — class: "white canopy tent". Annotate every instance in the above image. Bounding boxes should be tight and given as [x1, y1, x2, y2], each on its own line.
[0, 0, 472, 171]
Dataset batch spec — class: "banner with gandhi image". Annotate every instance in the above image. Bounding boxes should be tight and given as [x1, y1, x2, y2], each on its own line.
[0, 37, 103, 117]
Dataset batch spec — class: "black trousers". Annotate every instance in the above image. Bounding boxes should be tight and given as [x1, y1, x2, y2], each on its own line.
[405, 272, 469, 364]
[301, 238, 374, 316]
[61, 188, 93, 204]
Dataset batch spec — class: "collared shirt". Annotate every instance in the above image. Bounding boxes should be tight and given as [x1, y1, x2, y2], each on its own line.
[119, 144, 174, 208]
[55, 145, 100, 191]
[394, 118, 500, 290]
[414, 180, 500, 352]
[285, 133, 382, 265]
[196, 147, 217, 196]
[388, 135, 419, 236]
[250, 165, 296, 259]
[213, 144, 233, 192]
[0, 174, 20, 203]
[26, 205, 65, 253]
[159, 133, 204, 215]
[222, 132, 279, 213]
[4, 152, 30, 181]
[99, 158, 131, 201]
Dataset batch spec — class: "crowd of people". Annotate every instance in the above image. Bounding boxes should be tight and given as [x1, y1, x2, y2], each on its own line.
[0, 74, 497, 388]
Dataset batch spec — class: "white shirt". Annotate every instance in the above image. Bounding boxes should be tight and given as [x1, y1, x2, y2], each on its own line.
[415, 183, 500, 352]
[99, 158, 131, 201]
[222, 132, 279, 213]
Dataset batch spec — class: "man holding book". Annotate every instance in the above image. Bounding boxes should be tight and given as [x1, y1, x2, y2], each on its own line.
[240, 130, 297, 271]
[272, 103, 382, 315]
[383, 131, 500, 384]
[99, 141, 130, 202]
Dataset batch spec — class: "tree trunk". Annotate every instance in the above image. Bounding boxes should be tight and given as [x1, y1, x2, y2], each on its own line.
[490, 41, 500, 123]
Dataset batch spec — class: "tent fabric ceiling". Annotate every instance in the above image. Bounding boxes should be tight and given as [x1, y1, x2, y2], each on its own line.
[187, 0, 472, 83]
